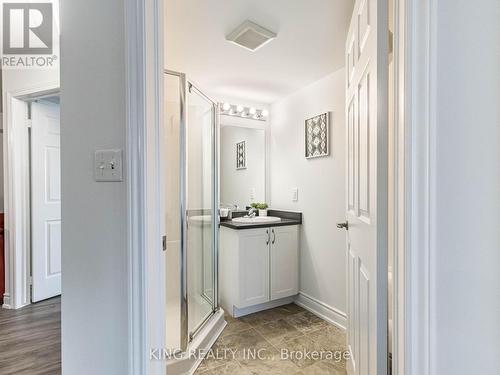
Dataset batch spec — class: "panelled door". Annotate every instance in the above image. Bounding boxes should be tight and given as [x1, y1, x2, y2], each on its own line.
[239, 228, 270, 308]
[31, 101, 62, 302]
[343, 0, 388, 374]
[270, 226, 299, 300]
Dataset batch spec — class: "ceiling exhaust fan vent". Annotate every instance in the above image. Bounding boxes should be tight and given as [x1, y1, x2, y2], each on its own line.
[226, 20, 277, 52]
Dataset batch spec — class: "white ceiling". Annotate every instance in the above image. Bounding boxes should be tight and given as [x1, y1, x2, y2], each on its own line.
[165, 0, 354, 104]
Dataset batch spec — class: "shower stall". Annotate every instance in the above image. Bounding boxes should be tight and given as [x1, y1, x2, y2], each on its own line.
[164, 70, 224, 371]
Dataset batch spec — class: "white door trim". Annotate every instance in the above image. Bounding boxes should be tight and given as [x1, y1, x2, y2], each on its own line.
[391, 0, 435, 374]
[125, 0, 165, 374]
[406, 0, 435, 374]
[391, 0, 407, 373]
[2, 82, 59, 310]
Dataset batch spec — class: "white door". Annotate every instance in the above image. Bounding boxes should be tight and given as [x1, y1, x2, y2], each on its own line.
[343, 0, 388, 374]
[31, 101, 62, 302]
[238, 228, 270, 308]
[270, 226, 299, 300]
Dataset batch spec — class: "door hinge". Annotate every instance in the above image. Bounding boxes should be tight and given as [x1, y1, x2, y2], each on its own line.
[162, 235, 167, 251]
[26, 119, 32, 129]
[29, 276, 33, 301]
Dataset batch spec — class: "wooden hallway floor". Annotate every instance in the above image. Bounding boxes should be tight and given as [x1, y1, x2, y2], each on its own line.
[0, 297, 61, 375]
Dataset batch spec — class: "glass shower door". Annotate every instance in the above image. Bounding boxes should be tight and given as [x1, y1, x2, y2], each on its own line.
[186, 82, 217, 340]
[165, 71, 183, 352]
[164, 71, 218, 353]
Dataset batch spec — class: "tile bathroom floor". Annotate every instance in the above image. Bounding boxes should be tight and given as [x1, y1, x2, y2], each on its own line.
[195, 304, 347, 375]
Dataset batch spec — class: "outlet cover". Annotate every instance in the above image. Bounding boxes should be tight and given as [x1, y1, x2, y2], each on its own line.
[250, 188, 256, 201]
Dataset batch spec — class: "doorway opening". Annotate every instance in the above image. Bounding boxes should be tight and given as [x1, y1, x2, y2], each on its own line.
[3, 89, 61, 309]
[163, 0, 397, 374]
[1, 87, 61, 373]
[30, 97, 62, 303]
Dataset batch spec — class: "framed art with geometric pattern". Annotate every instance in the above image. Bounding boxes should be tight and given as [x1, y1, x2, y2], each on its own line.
[305, 112, 330, 159]
[236, 141, 246, 169]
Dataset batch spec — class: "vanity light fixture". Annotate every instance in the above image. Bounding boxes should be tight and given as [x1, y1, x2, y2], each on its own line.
[219, 103, 269, 122]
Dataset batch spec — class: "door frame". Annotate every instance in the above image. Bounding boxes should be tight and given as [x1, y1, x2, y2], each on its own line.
[391, 0, 434, 374]
[2, 82, 60, 310]
[30, 99, 62, 303]
[124, 0, 165, 374]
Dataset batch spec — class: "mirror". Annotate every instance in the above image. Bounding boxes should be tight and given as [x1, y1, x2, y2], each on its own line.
[220, 124, 266, 210]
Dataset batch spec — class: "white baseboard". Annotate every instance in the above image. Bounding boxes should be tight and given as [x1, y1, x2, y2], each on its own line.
[294, 292, 347, 331]
[232, 296, 296, 318]
[2, 293, 12, 309]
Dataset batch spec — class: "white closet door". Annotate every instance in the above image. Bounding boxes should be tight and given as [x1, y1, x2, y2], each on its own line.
[31, 101, 61, 302]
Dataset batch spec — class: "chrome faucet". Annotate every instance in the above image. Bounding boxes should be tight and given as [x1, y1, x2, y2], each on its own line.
[247, 207, 257, 218]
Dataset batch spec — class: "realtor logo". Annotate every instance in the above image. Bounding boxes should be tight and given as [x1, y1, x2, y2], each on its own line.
[1, 2, 57, 69]
[3, 3, 53, 54]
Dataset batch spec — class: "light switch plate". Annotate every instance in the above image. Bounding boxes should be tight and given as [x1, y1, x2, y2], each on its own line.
[292, 188, 299, 202]
[94, 149, 123, 182]
[250, 187, 256, 201]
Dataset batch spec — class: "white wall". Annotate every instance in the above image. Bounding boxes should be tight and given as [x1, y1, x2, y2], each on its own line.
[431, 1, 500, 374]
[220, 125, 266, 209]
[60, 0, 128, 373]
[270, 69, 346, 318]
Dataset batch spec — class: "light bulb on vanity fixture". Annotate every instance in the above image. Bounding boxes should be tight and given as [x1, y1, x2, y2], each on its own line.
[218, 103, 268, 122]
[254, 109, 267, 120]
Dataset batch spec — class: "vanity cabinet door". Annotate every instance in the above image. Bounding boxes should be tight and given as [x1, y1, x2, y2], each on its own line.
[270, 225, 299, 300]
[238, 228, 270, 308]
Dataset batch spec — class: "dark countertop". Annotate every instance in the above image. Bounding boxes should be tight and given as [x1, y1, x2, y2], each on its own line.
[220, 217, 301, 230]
[220, 209, 302, 230]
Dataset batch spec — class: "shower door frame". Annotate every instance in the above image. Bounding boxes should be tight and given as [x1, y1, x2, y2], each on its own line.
[165, 70, 220, 351]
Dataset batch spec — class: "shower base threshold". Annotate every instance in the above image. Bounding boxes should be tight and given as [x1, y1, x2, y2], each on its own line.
[166, 309, 226, 375]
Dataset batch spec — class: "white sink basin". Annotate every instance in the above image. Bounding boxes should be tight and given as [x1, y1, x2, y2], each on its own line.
[232, 216, 282, 224]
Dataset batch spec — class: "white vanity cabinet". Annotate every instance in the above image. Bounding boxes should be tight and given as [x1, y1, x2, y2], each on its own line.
[270, 226, 299, 300]
[220, 225, 299, 317]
